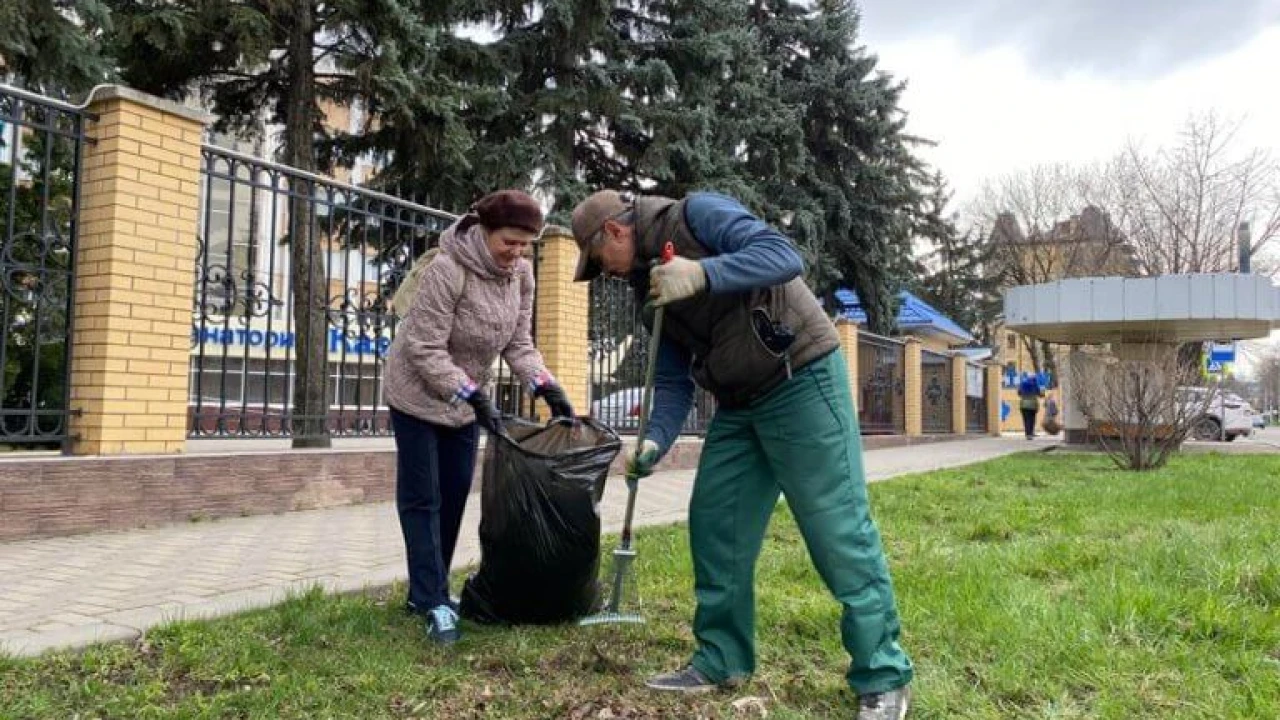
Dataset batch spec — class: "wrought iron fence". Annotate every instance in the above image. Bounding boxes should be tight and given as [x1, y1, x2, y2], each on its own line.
[0, 84, 92, 449]
[588, 276, 714, 436]
[856, 332, 905, 435]
[965, 362, 988, 434]
[920, 349, 954, 434]
[189, 145, 543, 439]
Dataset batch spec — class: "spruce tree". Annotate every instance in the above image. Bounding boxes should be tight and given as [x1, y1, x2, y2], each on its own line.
[765, 0, 924, 334]
[600, 0, 929, 332]
[362, 0, 929, 338]
[610, 0, 805, 210]
[381, 0, 627, 214]
[0, 0, 114, 93]
[913, 172, 1000, 343]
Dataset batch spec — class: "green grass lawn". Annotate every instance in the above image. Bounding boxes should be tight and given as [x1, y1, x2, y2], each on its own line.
[3, 453, 1279, 719]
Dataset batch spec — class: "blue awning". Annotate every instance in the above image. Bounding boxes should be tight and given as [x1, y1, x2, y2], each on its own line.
[834, 288, 975, 344]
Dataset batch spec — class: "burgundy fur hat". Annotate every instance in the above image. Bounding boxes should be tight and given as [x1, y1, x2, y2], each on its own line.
[471, 190, 544, 234]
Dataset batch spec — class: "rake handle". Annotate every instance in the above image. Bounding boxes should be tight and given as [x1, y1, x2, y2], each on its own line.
[622, 242, 673, 548]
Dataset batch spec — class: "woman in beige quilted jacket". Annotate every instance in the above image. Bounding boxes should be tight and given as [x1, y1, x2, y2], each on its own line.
[383, 190, 574, 645]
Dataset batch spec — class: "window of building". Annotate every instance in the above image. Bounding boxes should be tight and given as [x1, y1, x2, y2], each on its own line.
[190, 356, 246, 406]
[243, 358, 293, 407]
[190, 356, 295, 408]
[330, 362, 384, 409]
[199, 134, 263, 314]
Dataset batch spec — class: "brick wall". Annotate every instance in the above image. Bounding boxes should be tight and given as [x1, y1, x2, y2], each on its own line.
[986, 363, 1003, 436]
[835, 320, 859, 411]
[534, 226, 590, 415]
[69, 87, 208, 455]
[0, 437, 705, 542]
[903, 338, 923, 436]
[914, 334, 954, 354]
[951, 355, 967, 433]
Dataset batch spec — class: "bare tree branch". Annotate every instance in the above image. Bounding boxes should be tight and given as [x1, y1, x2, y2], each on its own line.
[968, 163, 1131, 375]
[1070, 345, 1218, 471]
[1110, 112, 1279, 276]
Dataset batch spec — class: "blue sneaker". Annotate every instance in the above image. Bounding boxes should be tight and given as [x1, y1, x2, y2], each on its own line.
[426, 604, 460, 645]
[407, 596, 460, 616]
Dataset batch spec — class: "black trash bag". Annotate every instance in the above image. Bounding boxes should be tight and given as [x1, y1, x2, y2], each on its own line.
[460, 417, 622, 625]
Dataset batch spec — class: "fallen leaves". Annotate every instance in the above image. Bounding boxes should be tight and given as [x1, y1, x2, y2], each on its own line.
[731, 696, 769, 717]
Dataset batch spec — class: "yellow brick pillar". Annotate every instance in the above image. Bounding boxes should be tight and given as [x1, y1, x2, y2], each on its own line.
[69, 87, 209, 455]
[835, 319, 859, 411]
[903, 337, 923, 436]
[534, 225, 590, 415]
[986, 363, 1002, 436]
[951, 354, 967, 434]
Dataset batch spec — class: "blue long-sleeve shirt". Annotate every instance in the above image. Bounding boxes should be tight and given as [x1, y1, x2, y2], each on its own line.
[645, 192, 804, 455]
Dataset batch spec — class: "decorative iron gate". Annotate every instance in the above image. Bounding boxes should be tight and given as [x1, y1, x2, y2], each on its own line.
[921, 349, 953, 434]
[965, 362, 988, 433]
[857, 332, 904, 435]
[189, 145, 487, 439]
[587, 276, 713, 435]
[0, 84, 92, 449]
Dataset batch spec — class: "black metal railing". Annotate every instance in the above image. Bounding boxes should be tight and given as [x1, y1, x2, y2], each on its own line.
[587, 276, 713, 436]
[190, 145, 484, 439]
[0, 84, 92, 449]
[921, 348, 953, 434]
[965, 362, 988, 433]
[857, 332, 905, 435]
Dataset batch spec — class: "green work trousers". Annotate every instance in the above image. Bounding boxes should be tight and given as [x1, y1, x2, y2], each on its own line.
[687, 350, 913, 694]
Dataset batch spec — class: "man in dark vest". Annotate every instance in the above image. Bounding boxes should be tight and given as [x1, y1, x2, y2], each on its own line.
[570, 190, 913, 719]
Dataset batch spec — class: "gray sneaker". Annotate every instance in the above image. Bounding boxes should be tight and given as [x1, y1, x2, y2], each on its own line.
[644, 665, 719, 693]
[857, 686, 910, 720]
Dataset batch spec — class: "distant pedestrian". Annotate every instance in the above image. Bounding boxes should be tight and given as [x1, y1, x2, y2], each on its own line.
[1017, 373, 1043, 440]
[1042, 394, 1061, 436]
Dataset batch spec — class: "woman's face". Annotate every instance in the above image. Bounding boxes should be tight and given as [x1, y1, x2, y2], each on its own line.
[486, 226, 538, 270]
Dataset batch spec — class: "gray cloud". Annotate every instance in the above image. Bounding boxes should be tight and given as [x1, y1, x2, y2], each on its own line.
[859, 0, 1280, 78]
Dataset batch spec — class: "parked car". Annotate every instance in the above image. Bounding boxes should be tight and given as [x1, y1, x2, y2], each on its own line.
[1225, 393, 1260, 438]
[1179, 387, 1255, 441]
[590, 387, 645, 432]
[588, 386, 715, 436]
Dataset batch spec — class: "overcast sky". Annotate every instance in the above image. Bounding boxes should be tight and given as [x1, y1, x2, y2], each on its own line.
[857, 0, 1279, 206]
[855, 1, 1280, 363]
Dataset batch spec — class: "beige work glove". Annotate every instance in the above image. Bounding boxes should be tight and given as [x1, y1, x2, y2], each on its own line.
[649, 256, 707, 306]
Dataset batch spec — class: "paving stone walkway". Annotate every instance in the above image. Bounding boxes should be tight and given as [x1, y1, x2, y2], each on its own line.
[0, 436, 1031, 657]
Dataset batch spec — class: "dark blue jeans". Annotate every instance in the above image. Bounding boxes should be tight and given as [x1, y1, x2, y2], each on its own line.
[1020, 408, 1037, 438]
[390, 407, 480, 612]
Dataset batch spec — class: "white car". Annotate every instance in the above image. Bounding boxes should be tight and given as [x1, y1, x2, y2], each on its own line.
[589, 386, 715, 436]
[1180, 387, 1255, 442]
[1223, 393, 1260, 439]
[590, 387, 645, 431]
